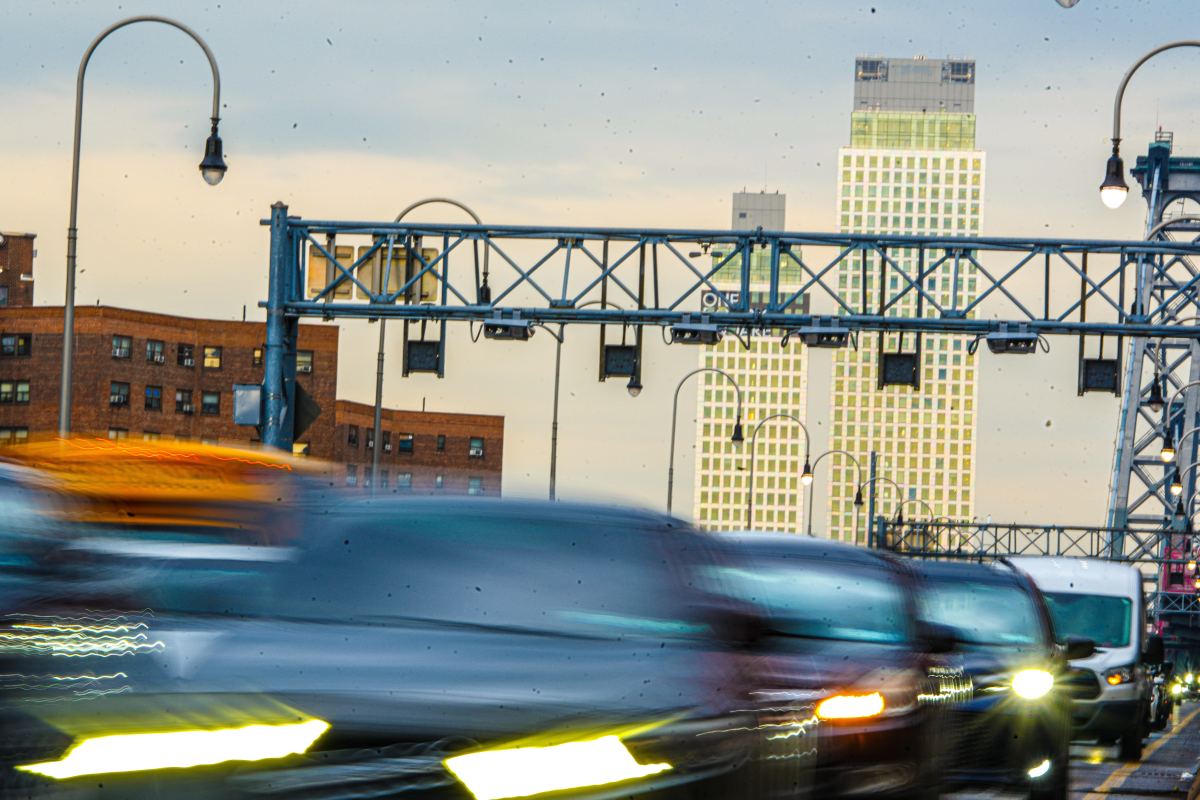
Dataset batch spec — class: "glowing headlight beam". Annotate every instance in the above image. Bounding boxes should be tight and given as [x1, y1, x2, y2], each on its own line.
[815, 692, 885, 720]
[1027, 759, 1051, 779]
[444, 735, 670, 800]
[1012, 669, 1054, 700]
[18, 719, 329, 780]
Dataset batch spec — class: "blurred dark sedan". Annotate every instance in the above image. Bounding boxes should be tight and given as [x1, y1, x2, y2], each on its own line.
[0, 498, 762, 800]
[705, 533, 955, 799]
[913, 559, 1092, 800]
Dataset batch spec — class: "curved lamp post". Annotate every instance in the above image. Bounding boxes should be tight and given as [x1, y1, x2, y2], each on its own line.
[896, 497, 937, 525]
[861, 475, 905, 546]
[374, 199, 487, 492]
[59, 16, 226, 434]
[1101, 41, 1200, 209]
[745, 413, 812, 530]
[667, 368, 743, 514]
[805, 449, 864, 537]
[547, 299, 637, 501]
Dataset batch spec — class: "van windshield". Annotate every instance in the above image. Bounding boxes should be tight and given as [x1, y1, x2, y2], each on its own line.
[1042, 593, 1132, 649]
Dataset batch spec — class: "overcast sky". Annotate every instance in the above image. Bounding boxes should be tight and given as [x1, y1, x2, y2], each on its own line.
[2, 0, 1198, 529]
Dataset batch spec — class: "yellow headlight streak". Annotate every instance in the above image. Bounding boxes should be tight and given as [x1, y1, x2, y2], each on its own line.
[815, 692, 885, 720]
[1011, 669, 1054, 700]
[443, 735, 671, 800]
[18, 719, 329, 780]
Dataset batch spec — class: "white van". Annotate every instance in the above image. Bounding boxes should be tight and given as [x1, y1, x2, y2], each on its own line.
[1009, 557, 1163, 760]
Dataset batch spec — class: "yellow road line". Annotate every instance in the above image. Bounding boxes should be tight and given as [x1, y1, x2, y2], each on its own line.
[1082, 704, 1200, 799]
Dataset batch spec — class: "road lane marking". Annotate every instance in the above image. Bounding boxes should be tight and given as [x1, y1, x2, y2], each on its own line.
[1082, 705, 1200, 800]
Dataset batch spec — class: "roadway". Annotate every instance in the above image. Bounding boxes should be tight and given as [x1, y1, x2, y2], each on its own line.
[951, 701, 1200, 798]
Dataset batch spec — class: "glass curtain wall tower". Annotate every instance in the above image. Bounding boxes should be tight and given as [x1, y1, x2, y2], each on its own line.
[828, 56, 985, 542]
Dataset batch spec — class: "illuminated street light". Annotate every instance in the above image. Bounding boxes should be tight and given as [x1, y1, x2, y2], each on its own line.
[1102, 41, 1200, 211]
[1161, 431, 1176, 462]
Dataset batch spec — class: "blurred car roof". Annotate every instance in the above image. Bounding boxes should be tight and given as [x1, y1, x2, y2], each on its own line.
[708, 530, 900, 568]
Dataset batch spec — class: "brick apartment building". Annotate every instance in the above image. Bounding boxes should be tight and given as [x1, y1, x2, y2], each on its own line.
[334, 400, 503, 496]
[0, 236, 503, 495]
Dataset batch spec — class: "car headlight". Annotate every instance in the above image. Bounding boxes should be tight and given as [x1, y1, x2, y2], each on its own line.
[18, 719, 329, 780]
[1012, 669, 1054, 700]
[444, 735, 671, 800]
[1172, 683, 1184, 696]
[815, 692, 885, 720]
[1105, 667, 1133, 686]
[1186, 673, 1194, 684]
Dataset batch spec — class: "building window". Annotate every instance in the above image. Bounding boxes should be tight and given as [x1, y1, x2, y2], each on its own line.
[398, 433, 414, 453]
[365, 428, 375, 450]
[176, 389, 194, 414]
[201, 391, 220, 415]
[107, 428, 128, 440]
[14, 381, 28, 405]
[380, 469, 389, 489]
[436, 434, 445, 451]
[469, 437, 485, 458]
[1, 334, 30, 357]
[0, 383, 12, 404]
[346, 464, 358, 487]
[468, 477, 484, 496]
[0, 427, 27, 445]
[435, 474, 444, 490]
[143, 431, 161, 441]
[146, 340, 165, 363]
[252, 347, 263, 367]
[110, 382, 130, 407]
[202, 346, 222, 369]
[383, 431, 392, 453]
[144, 385, 163, 411]
[363, 470, 373, 490]
[0, 287, 7, 307]
[347, 425, 359, 447]
[178, 343, 195, 367]
[296, 350, 314, 374]
[397, 472, 412, 490]
[112, 335, 132, 359]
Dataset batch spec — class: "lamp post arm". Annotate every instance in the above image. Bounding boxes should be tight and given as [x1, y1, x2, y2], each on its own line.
[746, 412, 811, 530]
[667, 367, 742, 514]
[1113, 41, 1200, 146]
[60, 15, 222, 436]
[806, 449, 864, 537]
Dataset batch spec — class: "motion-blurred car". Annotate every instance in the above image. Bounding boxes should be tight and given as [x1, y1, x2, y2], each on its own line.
[706, 533, 956, 799]
[1010, 557, 1162, 760]
[1, 498, 763, 799]
[913, 559, 1090, 800]
[1150, 662, 1175, 732]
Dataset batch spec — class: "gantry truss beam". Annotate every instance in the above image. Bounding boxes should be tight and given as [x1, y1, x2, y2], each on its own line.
[266, 211, 1200, 338]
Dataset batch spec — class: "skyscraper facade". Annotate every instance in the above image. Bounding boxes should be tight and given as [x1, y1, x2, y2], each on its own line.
[693, 193, 811, 534]
[827, 56, 985, 542]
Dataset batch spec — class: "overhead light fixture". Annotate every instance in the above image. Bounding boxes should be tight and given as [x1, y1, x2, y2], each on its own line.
[626, 374, 643, 398]
[669, 322, 722, 345]
[731, 419, 744, 443]
[854, 487, 864, 507]
[801, 458, 814, 486]
[1099, 150, 1129, 210]
[1171, 471, 1184, 497]
[797, 320, 851, 349]
[1162, 432, 1177, 463]
[984, 326, 1041, 355]
[198, 120, 228, 186]
[1147, 375, 1165, 413]
[483, 319, 535, 341]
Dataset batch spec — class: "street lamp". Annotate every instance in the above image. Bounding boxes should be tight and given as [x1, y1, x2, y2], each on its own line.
[805, 449, 865, 538]
[896, 498, 937, 525]
[745, 413, 813, 530]
[368, 199, 489, 492]
[667, 368, 743, 514]
[59, 16, 225, 434]
[1102, 41, 1200, 210]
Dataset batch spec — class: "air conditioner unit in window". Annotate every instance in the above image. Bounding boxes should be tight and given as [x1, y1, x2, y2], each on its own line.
[179, 403, 194, 414]
[109, 395, 128, 406]
[469, 447, 484, 458]
[384, 444, 392, 453]
[297, 364, 313, 374]
[182, 357, 195, 367]
[152, 353, 165, 364]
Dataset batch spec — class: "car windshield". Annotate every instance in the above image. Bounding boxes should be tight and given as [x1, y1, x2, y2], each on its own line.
[1042, 592, 1132, 649]
[918, 578, 1041, 646]
[708, 561, 909, 644]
